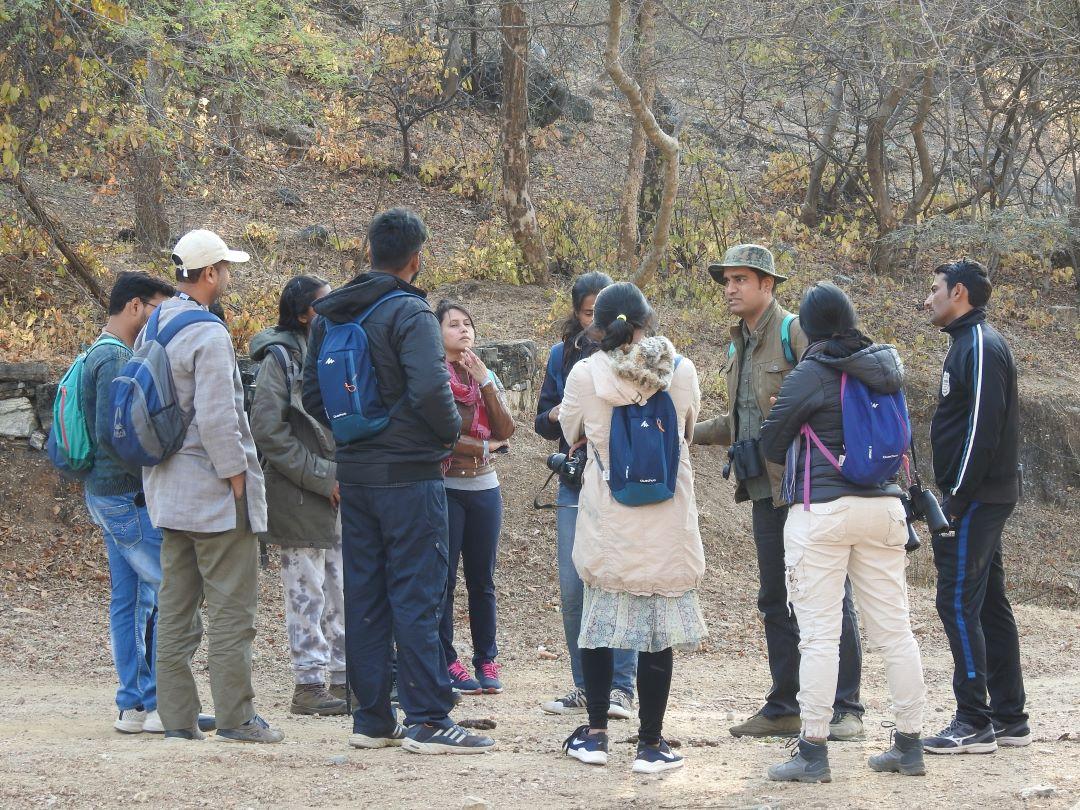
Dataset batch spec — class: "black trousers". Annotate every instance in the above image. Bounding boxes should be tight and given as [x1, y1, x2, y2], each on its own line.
[753, 498, 864, 718]
[581, 646, 673, 744]
[932, 500, 1027, 728]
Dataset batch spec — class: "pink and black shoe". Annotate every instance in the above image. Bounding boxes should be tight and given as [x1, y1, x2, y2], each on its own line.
[448, 660, 482, 695]
[476, 660, 503, 694]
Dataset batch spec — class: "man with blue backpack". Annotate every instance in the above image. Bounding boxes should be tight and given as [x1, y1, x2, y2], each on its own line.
[53, 271, 174, 734]
[302, 207, 494, 754]
[693, 244, 865, 741]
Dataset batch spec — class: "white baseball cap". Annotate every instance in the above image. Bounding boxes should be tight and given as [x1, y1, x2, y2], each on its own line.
[171, 229, 250, 277]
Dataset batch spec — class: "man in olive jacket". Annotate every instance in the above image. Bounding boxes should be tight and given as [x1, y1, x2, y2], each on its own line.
[693, 244, 865, 739]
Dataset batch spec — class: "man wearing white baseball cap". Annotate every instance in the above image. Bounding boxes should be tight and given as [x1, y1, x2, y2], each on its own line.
[140, 228, 282, 743]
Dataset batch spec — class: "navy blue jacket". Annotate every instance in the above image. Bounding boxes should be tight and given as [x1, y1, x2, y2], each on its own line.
[930, 308, 1019, 512]
[534, 334, 598, 455]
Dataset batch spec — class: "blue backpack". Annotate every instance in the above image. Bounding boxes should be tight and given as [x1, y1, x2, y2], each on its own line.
[795, 371, 911, 506]
[109, 307, 226, 468]
[316, 290, 422, 444]
[596, 357, 683, 507]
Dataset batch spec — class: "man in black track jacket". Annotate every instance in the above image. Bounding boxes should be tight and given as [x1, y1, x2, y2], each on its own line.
[921, 259, 1029, 756]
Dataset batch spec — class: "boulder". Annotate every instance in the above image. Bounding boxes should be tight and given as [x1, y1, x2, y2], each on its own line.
[0, 397, 38, 438]
[35, 383, 57, 433]
[476, 340, 538, 414]
[298, 225, 330, 247]
[275, 187, 304, 208]
[0, 362, 51, 383]
[468, 52, 572, 128]
[562, 94, 594, 123]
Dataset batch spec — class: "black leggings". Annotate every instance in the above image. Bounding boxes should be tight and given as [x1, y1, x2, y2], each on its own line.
[580, 646, 673, 744]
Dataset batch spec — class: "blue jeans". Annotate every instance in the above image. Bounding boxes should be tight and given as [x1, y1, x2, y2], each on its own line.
[557, 484, 637, 696]
[84, 491, 162, 712]
[441, 486, 502, 668]
[341, 480, 454, 735]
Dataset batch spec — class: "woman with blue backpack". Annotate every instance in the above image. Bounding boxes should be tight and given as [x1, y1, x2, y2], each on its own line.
[760, 281, 926, 783]
[557, 282, 705, 774]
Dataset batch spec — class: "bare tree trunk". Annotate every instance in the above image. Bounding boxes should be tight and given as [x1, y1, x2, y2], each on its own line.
[499, 0, 550, 284]
[616, 0, 655, 269]
[132, 52, 170, 252]
[902, 67, 938, 224]
[604, 0, 680, 287]
[800, 71, 845, 227]
[866, 70, 912, 273]
[223, 60, 245, 181]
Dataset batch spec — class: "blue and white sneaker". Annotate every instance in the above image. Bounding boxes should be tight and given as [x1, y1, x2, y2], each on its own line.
[349, 723, 408, 749]
[923, 717, 997, 754]
[993, 719, 1032, 748]
[632, 737, 684, 773]
[562, 724, 608, 766]
[402, 723, 495, 755]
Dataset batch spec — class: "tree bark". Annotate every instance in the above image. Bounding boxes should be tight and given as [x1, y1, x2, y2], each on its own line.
[866, 69, 913, 273]
[800, 71, 845, 227]
[604, 0, 680, 287]
[499, 0, 550, 285]
[902, 67, 938, 224]
[616, 0, 656, 269]
[131, 51, 170, 252]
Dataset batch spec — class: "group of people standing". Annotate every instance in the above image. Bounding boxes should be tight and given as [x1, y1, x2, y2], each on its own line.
[69, 204, 1028, 780]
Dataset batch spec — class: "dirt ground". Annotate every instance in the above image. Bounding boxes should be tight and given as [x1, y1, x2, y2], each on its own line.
[1, 431, 1079, 809]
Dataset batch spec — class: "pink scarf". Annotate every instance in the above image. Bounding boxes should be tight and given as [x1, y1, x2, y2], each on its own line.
[447, 360, 490, 441]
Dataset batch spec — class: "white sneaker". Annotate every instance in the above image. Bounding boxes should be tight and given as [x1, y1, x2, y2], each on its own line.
[608, 689, 634, 720]
[115, 708, 148, 734]
[541, 686, 588, 715]
[143, 710, 164, 733]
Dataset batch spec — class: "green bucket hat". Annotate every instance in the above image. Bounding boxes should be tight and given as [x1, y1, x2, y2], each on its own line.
[708, 243, 787, 284]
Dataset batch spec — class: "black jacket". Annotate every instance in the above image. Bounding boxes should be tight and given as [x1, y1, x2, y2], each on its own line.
[930, 308, 1019, 512]
[534, 334, 599, 455]
[302, 271, 461, 484]
[761, 342, 905, 504]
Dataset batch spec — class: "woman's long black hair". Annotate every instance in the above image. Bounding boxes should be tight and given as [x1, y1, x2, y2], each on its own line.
[799, 281, 873, 358]
[560, 271, 613, 344]
[592, 282, 655, 352]
[278, 274, 329, 333]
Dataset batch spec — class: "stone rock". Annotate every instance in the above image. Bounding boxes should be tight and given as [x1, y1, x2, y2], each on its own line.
[461, 798, 491, 810]
[562, 95, 594, 123]
[0, 397, 38, 438]
[275, 187, 304, 207]
[35, 383, 57, 432]
[0, 361, 51, 383]
[117, 227, 139, 243]
[476, 340, 537, 390]
[29, 430, 47, 451]
[0, 380, 29, 398]
[298, 225, 330, 247]
[1019, 785, 1058, 800]
[469, 52, 572, 128]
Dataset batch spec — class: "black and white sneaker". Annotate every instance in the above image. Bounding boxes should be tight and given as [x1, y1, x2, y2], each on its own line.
[923, 717, 998, 754]
[541, 686, 588, 715]
[349, 723, 408, 749]
[562, 724, 608, 765]
[402, 723, 495, 755]
[993, 719, 1032, 748]
[632, 738, 683, 774]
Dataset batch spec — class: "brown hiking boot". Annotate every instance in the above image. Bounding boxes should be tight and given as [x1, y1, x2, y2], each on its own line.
[290, 683, 348, 716]
[729, 711, 801, 738]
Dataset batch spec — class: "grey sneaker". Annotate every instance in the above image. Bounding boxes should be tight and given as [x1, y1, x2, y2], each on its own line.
[767, 738, 832, 783]
[541, 686, 588, 716]
[291, 683, 348, 716]
[402, 723, 495, 755]
[164, 726, 207, 741]
[608, 689, 634, 720]
[729, 711, 800, 738]
[828, 711, 866, 741]
[216, 714, 285, 744]
[868, 728, 926, 776]
[349, 723, 408, 749]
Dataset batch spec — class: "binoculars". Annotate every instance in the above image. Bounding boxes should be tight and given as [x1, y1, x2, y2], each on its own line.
[900, 483, 952, 552]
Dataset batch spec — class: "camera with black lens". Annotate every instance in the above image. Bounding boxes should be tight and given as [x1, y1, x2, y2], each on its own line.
[546, 447, 586, 489]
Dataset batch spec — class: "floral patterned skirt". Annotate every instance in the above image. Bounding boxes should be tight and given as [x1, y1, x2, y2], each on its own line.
[578, 585, 708, 653]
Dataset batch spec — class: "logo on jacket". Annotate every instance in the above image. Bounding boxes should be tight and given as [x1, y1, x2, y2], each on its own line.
[941, 371, 951, 397]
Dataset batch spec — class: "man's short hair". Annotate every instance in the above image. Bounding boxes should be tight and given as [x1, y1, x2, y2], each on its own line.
[934, 259, 992, 308]
[368, 207, 428, 271]
[108, 271, 176, 315]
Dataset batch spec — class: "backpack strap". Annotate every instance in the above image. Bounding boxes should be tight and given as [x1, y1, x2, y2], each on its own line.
[780, 314, 797, 365]
[354, 290, 424, 325]
[799, 370, 849, 509]
[156, 309, 226, 346]
[266, 343, 294, 389]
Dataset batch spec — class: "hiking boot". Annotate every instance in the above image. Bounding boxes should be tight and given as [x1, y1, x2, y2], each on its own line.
[923, 717, 997, 755]
[632, 738, 684, 774]
[448, 660, 482, 695]
[828, 711, 865, 741]
[767, 738, 832, 783]
[164, 726, 207, 742]
[476, 660, 503, 694]
[291, 683, 349, 716]
[114, 708, 148, 734]
[328, 683, 355, 705]
[608, 689, 634, 720]
[143, 710, 164, 734]
[868, 728, 926, 776]
[402, 723, 495, 755]
[993, 719, 1032, 748]
[542, 686, 588, 715]
[216, 714, 285, 744]
[349, 723, 408, 749]
[729, 711, 800, 738]
[562, 724, 608, 766]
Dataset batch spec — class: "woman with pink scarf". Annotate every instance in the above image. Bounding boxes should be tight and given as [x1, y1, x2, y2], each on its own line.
[436, 300, 516, 695]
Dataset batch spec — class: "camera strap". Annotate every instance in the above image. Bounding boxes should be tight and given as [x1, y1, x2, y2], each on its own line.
[532, 470, 578, 510]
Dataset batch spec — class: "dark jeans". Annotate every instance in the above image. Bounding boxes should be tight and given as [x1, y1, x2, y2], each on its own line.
[753, 498, 863, 718]
[932, 501, 1026, 728]
[441, 485, 502, 668]
[341, 480, 453, 735]
[581, 646, 673, 744]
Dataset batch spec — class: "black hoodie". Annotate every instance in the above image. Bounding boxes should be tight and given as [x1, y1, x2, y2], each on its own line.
[302, 271, 461, 484]
[930, 308, 1019, 513]
[761, 342, 906, 504]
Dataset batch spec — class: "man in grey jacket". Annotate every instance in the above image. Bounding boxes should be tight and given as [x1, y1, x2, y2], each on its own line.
[142, 229, 281, 743]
